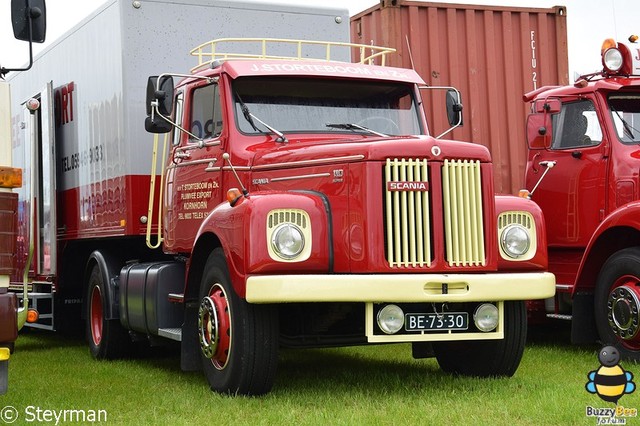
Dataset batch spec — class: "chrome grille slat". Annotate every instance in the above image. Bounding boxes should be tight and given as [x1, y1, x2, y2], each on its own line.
[384, 158, 430, 267]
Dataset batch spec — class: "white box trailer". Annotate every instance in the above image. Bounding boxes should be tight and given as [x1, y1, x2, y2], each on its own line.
[7, 0, 349, 329]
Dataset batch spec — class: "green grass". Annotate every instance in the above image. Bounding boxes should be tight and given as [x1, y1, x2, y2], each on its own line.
[0, 324, 634, 425]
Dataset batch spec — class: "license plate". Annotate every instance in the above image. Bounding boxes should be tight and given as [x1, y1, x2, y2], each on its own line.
[405, 312, 468, 331]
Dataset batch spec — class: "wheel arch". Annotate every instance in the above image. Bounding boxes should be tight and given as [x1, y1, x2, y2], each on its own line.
[185, 232, 223, 303]
[83, 249, 123, 321]
[575, 226, 640, 293]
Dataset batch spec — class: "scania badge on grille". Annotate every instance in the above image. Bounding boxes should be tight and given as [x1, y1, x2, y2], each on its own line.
[387, 181, 429, 191]
[431, 146, 442, 157]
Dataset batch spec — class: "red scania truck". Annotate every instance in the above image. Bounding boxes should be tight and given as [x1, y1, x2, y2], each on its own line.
[8, 0, 554, 395]
[523, 36, 640, 359]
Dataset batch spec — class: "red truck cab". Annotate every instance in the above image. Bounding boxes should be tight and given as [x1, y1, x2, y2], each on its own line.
[524, 36, 640, 358]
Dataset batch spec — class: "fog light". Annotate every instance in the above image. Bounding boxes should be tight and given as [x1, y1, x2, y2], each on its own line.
[474, 303, 499, 332]
[377, 304, 404, 334]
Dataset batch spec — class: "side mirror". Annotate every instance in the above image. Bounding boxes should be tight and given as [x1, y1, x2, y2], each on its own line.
[445, 89, 463, 127]
[146, 75, 174, 116]
[526, 113, 552, 149]
[145, 116, 173, 134]
[11, 0, 46, 43]
[145, 76, 174, 134]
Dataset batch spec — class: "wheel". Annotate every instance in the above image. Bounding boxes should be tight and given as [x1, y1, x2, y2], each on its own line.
[356, 116, 400, 135]
[198, 248, 278, 395]
[86, 263, 130, 359]
[432, 301, 526, 377]
[595, 247, 640, 360]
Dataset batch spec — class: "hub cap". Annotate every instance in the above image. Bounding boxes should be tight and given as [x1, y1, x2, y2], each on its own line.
[607, 277, 640, 346]
[198, 283, 231, 370]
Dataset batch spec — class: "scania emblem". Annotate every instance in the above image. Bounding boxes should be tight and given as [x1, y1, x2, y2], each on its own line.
[387, 181, 429, 191]
[431, 146, 442, 157]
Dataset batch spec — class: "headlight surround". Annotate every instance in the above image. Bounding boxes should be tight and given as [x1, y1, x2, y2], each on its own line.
[603, 48, 623, 72]
[500, 224, 530, 258]
[271, 223, 305, 259]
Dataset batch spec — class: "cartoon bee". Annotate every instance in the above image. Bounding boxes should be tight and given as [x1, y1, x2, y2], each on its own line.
[586, 345, 636, 404]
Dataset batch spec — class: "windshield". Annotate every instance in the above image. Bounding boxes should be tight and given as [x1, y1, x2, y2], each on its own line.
[232, 77, 423, 137]
[608, 93, 640, 144]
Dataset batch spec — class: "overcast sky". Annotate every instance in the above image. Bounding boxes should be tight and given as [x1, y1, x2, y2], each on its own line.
[1, 0, 639, 79]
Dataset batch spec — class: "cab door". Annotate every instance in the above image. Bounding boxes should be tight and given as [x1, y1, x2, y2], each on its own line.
[164, 81, 225, 252]
[526, 98, 608, 247]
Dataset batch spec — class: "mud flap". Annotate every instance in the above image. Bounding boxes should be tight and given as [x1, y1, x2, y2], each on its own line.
[571, 292, 598, 344]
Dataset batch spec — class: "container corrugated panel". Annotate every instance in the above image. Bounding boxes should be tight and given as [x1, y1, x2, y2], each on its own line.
[351, 0, 568, 193]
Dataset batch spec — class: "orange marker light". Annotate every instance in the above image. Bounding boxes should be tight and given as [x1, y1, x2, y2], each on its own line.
[26, 309, 39, 323]
[518, 189, 531, 199]
[227, 188, 243, 206]
[601, 38, 617, 54]
[0, 167, 22, 189]
[629, 35, 639, 43]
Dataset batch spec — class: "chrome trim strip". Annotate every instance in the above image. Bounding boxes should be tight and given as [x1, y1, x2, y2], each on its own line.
[252, 155, 365, 170]
[171, 158, 217, 168]
[176, 140, 221, 152]
[270, 173, 330, 182]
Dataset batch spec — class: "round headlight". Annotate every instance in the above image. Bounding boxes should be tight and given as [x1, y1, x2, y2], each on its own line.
[377, 304, 404, 334]
[271, 223, 305, 259]
[603, 48, 623, 72]
[500, 225, 530, 258]
[474, 303, 499, 332]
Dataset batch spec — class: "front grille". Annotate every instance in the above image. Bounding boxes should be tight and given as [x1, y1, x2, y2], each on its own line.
[442, 159, 485, 266]
[384, 158, 431, 267]
[383, 158, 486, 268]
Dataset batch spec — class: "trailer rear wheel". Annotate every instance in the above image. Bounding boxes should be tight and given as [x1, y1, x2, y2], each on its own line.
[432, 301, 526, 377]
[595, 247, 640, 360]
[198, 248, 278, 396]
[86, 263, 130, 359]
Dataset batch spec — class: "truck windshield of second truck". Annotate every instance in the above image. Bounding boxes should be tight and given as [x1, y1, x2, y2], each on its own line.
[233, 77, 423, 137]
[609, 93, 640, 143]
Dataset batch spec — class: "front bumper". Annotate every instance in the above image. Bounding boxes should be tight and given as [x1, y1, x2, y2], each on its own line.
[246, 272, 555, 303]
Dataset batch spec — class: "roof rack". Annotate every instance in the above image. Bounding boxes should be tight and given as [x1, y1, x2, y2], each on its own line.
[189, 38, 396, 73]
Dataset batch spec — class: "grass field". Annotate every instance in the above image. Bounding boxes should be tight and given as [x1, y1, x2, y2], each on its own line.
[0, 324, 636, 425]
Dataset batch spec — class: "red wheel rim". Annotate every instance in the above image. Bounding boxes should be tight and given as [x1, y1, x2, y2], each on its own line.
[198, 283, 231, 370]
[90, 285, 103, 345]
[608, 275, 640, 350]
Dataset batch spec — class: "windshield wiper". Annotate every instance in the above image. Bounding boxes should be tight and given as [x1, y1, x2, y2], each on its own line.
[612, 107, 636, 141]
[326, 123, 388, 137]
[236, 94, 288, 142]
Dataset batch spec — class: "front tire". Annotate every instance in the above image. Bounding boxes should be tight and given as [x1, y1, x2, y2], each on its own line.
[433, 301, 526, 377]
[595, 247, 640, 360]
[198, 248, 278, 395]
[85, 263, 130, 359]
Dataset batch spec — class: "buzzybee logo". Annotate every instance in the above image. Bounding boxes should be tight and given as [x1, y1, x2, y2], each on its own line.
[585, 346, 637, 424]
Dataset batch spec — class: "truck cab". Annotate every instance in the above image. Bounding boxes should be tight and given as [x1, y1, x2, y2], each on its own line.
[524, 36, 640, 358]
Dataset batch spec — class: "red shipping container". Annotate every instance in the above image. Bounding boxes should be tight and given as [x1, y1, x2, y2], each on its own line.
[351, 0, 569, 193]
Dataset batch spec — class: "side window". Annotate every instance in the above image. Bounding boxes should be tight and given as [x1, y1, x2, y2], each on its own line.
[190, 83, 223, 141]
[172, 92, 184, 146]
[551, 99, 602, 149]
